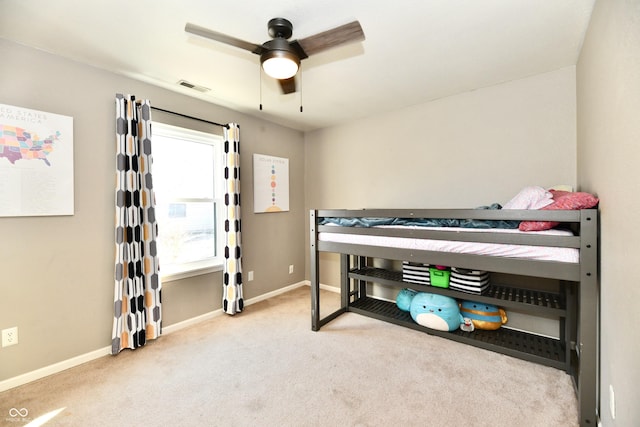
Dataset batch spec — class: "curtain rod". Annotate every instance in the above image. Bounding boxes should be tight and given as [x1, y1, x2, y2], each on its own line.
[150, 106, 229, 129]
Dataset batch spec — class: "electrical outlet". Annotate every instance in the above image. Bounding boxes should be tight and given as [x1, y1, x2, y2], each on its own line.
[2, 327, 18, 347]
[289, 265, 294, 274]
[248, 271, 254, 281]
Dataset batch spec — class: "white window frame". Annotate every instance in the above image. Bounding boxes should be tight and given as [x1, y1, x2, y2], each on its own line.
[152, 122, 224, 282]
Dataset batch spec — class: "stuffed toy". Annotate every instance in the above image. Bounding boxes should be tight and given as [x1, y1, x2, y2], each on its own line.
[459, 300, 507, 331]
[409, 293, 464, 332]
[396, 288, 418, 312]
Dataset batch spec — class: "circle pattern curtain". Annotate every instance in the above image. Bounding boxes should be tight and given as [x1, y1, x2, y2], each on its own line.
[112, 94, 162, 354]
[223, 123, 244, 315]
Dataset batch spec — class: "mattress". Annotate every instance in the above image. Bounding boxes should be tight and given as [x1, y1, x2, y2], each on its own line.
[318, 225, 579, 263]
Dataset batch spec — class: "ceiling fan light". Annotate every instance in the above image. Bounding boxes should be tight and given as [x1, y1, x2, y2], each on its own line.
[261, 50, 299, 80]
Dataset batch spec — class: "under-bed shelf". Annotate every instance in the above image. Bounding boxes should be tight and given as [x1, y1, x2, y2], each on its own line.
[349, 267, 566, 316]
[349, 296, 567, 370]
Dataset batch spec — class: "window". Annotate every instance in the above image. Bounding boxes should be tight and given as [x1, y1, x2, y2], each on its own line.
[152, 122, 224, 281]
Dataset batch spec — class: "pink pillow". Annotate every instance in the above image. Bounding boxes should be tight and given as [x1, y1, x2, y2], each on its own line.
[519, 190, 599, 231]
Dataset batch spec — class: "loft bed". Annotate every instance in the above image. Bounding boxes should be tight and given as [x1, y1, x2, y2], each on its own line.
[309, 207, 598, 426]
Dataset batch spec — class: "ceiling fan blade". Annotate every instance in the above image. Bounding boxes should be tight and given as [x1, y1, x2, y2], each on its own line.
[297, 21, 365, 57]
[185, 23, 264, 55]
[278, 77, 297, 94]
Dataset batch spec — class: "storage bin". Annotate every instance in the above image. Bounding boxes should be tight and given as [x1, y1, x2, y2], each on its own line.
[449, 267, 490, 295]
[402, 261, 430, 285]
[429, 266, 451, 288]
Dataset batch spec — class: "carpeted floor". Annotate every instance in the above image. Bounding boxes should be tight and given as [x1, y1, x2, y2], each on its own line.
[0, 286, 578, 426]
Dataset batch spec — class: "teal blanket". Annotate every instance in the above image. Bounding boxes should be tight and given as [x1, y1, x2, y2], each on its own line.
[318, 204, 519, 229]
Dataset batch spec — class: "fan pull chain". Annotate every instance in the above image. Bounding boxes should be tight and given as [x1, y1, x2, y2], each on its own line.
[299, 65, 303, 113]
[259, 64, 263, 111]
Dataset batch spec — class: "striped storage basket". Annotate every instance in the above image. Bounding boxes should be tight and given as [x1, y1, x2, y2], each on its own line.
[402, 262, 430, 285]
[449, 267, 490, 295]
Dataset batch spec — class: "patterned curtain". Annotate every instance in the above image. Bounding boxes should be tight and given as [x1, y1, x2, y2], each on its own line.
[112, 94, 162, 354]
[223, 123, 244, 315]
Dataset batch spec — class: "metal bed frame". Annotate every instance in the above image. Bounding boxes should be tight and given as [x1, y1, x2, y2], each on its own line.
[310, 208, 599, 426]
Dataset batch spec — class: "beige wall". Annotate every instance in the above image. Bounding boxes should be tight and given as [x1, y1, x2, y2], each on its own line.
[577, 1, 640, 425]
[0, 39, 305, 382]
[305, 66, 578, 291]
[305, 67, 577, 211]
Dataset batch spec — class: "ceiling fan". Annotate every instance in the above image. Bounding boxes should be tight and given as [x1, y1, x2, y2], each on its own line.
[185, 18, 365, 94]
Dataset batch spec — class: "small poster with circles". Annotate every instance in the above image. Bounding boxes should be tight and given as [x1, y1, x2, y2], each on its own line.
[253, 153, 289, 213]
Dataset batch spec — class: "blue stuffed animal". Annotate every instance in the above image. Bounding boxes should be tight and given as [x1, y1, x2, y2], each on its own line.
[396, 288, 418, 312]
[409, 293, 464, 332]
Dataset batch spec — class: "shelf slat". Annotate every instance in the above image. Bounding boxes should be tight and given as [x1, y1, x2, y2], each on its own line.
[349, 267, 566, 316]
[349, 297, 567, 370]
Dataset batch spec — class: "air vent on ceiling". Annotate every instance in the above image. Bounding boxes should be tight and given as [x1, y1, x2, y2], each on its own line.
[177, 79, 210, 93]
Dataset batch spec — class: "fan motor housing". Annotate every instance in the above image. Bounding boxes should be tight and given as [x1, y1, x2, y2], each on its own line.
[268, 18, 293, 39]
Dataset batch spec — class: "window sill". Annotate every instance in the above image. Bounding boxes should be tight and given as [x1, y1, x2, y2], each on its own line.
[160, 262, 223, 282]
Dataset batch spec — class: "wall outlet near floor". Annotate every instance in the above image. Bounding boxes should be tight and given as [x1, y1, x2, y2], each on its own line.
[248, 271, 254, 281]
[2, 327, 18, 347]
[289, 265, 294, 274]
[609, 384, 616, 419]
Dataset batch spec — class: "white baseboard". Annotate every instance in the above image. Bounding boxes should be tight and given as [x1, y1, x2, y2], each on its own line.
[163, 280, 309, 335]
[244, 280, 308, 305]
[161, 309, 225, 335]
[0, 346, 112, 392]
[0, 280, 310, 393]
[306, 281, 340, 293]
[320, 284, 340, 293]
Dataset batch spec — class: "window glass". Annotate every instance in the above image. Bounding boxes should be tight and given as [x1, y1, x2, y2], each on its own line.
[152, 122, 223, 280]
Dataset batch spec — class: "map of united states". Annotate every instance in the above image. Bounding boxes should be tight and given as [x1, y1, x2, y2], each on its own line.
[0, 125, 59, 166]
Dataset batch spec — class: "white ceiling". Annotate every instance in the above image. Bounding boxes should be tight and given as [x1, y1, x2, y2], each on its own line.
[1, 0, 595, 132]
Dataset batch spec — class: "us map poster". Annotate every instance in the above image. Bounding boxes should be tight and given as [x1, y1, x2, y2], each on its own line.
[253, 153, 289, 213]
[0, 104, 74, 217]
